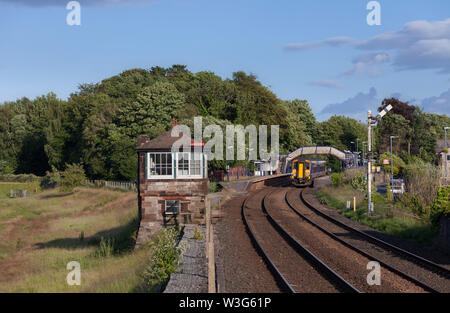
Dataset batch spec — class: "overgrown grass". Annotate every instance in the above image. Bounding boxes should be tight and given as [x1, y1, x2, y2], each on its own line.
[317, 185, 437, 246]
[139, 227, 184, 292]
[209, 182, 223, 193]
[0, 181, 41, 199]
[0, 187, 154, 293]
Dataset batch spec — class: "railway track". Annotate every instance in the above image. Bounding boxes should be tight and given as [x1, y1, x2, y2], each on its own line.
[242, 185, 360, 293]
[285, 187, 450, 293]
[241, 182, 450, 293]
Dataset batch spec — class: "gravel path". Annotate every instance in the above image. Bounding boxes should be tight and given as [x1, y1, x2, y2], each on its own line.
[215, 190, 281, 293]
[164, 225, 208, 293]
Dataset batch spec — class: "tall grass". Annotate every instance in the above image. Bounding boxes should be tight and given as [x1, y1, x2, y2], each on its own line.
[317, 186, 437, 246]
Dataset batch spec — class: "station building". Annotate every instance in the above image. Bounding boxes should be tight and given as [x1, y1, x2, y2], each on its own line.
[135, 130, 209, 247]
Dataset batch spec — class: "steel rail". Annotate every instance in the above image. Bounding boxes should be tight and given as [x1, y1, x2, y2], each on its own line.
[262, 189, 361, 293]
[283, 188, 442, 292]
[299, 189, 450, 280]
[241, 188, 296, 293]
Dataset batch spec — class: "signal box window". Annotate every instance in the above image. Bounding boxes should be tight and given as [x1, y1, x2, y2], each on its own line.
[165, 200, 179, 215]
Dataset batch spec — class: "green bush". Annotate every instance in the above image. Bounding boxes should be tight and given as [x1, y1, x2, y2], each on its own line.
[209, 182, 223, 193]
[351, 174, 368, 192]
[331, 173, 342, 187]
[0, 160, 14, 174]
[430, 187, 450, 228]
[41, 166, 61, 189]
[341, 169, 363, 184]
[399, 192, 424, 217]
[60, 163, 87, 192]
[386, 180, 392, 201]
[143, 227, 183, 291]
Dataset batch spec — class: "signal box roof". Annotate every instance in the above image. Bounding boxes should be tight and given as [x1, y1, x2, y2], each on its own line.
[137, 130, 204, 152]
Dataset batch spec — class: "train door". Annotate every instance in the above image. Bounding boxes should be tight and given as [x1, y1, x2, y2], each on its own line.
[304, 161, 311, 178]
[297, 162, 304, 179]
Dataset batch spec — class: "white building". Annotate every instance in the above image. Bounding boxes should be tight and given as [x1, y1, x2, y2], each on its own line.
[254, 159, 279, 176]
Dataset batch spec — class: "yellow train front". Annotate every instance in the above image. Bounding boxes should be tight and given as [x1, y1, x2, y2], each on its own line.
[291, 159, 327, 187]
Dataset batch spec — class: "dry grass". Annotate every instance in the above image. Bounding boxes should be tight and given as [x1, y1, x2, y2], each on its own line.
[0, 185, 152, 293]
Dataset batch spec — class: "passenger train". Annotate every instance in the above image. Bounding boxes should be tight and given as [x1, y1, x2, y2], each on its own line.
[290, 159, 327, 187]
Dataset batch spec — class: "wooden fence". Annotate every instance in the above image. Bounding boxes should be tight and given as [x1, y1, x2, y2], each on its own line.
[86, 180, 137, 192]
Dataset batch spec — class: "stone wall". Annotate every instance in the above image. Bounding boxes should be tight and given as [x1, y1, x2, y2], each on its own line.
[136, 152, 209, 247]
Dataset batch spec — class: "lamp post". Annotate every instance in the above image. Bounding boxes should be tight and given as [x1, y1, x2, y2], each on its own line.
[390, 136, 399, 179]
[445, 127, 449, 149]
[356, 138, 360, 166]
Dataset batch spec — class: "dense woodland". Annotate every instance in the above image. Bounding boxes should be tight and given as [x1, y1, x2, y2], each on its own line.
[0, 65, 449, 181]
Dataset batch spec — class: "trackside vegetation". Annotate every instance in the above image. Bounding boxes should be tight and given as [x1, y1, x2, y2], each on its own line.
[318, 167, 450, 246]
[0, 183, 185, 293]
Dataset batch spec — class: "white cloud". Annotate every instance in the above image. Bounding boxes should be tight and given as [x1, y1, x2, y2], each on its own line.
[320, 87, 378, 116]
[421, 88, 450, 115]
[285, 18, 450, 75]
[284, 37, 359, 51]
[308, 80, 344, 89]
[342, 52, 390, 77]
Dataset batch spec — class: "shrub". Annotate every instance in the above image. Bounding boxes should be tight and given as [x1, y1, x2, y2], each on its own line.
[60, 163, 86, 192]
[41, 166, 61, 189]
[341, 168, 364, 184]
[142, 227, 183, 291]
[403, 161, 441, 209]
[209, 182, 223, 193]
[331, 173, 342, 187]
[430, 187, 450, 228]
[351, 174, 368, 193]
[399, 192, 423, 217]
[386, 180, 392, 201]
[0, 160, 14, 174]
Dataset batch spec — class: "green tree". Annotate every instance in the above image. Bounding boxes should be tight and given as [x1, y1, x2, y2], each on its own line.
[115, 81, 185, 138]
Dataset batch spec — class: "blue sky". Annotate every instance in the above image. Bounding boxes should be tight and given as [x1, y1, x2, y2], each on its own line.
[0, 0, 449, 121]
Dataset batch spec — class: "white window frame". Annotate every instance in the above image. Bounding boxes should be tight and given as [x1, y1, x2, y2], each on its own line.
[177, 152, 204, 179]
[147, 152, 174, 180]
[165, 200, 179, 215]
[146, 151, 207, 180]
